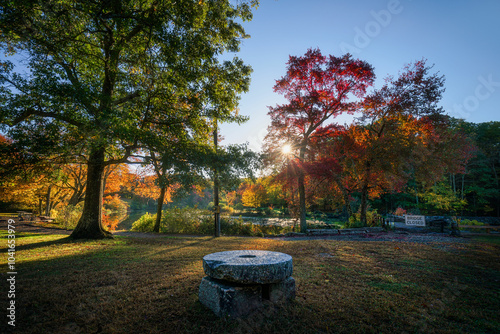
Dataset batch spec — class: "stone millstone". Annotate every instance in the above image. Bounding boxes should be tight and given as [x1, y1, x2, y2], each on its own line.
[202, 250, 293, 284]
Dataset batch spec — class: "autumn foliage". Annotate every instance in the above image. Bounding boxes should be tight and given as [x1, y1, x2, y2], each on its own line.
[265, 48, 375, 231]
[264, 50, 478, 225]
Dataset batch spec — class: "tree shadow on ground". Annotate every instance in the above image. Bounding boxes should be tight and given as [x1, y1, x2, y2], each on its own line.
[0, 236, 79, 253]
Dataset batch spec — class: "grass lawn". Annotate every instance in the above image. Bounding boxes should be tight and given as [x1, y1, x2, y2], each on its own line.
[1, 231, 499, 334]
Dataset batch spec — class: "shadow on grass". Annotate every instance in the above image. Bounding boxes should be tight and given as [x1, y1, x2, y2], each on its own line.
[469, 234, 500, 245]
[0, 235, 80, 253]
[151, 236, 217, 256]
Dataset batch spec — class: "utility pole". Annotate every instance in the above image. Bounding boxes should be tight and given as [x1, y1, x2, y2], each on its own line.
[213, 121, 221, 237]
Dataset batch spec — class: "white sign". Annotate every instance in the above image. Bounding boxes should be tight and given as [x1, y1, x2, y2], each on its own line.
[405, 215, 426, 226]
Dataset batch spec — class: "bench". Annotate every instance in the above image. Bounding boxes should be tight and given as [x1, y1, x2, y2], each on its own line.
[17, 211, 34, 221]
[37, 216, 55, 223]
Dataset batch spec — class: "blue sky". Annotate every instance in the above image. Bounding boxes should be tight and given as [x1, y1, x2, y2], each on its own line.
[220, 0, 500, 151]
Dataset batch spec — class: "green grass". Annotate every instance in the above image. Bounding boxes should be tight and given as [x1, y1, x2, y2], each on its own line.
[1, 230, 499, 333]
[469, 235, 500, 245]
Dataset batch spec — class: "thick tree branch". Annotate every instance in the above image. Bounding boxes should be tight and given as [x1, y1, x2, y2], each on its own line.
[12, 107, 85, 127]
[113, 91, 141, 105]
[57, 61, 99, 115]
[104, 142, 141, 166]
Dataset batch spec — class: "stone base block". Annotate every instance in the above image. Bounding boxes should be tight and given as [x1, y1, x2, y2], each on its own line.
[199, 276, 262, 317]
[268, 276, 295, 304]
[199, 276, 296, 317]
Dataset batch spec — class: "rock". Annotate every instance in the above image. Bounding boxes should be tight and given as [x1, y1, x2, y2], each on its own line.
[365, 227, 385, 233]
[200, 250, 296, 318]
[307, 229, 339, 235]
[339, 228, 367, 234]
[284, 232, 306, 237]
[203, 250, 293, 284]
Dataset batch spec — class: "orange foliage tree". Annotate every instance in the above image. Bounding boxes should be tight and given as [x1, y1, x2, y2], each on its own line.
[307, 60, 473, 224]
[241, 183, 267, 208]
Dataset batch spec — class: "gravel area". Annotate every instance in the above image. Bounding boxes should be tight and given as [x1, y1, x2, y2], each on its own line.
[272, 231, 473, 243]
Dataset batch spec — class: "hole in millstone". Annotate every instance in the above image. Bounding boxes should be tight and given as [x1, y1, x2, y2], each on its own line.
[262, 284, 270, 300]
[238, 255, 257, 258]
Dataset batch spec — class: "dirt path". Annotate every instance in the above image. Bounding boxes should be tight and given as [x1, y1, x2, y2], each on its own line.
[0, 218, 71, 235]
[0, 218, 205, 238]
[275, 231, 472, 243]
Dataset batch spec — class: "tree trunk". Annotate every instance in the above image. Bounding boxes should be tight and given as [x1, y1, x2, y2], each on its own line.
[298, 172, 307, 233]
[461, 173, 465, 201]
[298, 146, 307, 233]
[68, 192, 82, 206]
[71, 147, 112, 239]
[360, 184, 368, 226]
[332, 173, 353, 220]
[45, 185, 52, 216]
[214, 178, 220, 237]
[153, 185, 166, 233]
[213, 124, 221, 237]
[359, 162, 371, 226]
[38, 198, 43, 216]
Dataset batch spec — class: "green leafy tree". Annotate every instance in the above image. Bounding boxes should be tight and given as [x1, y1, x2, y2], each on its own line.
[460, 121, 500, 215]
[0, 0, 258, 238]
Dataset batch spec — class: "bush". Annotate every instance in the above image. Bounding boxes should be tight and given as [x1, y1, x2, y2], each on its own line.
[344, 210, 382, 228]
[54, 204, 83, 230]
[460, 219, 484, 226]
[393, 207, 407, 216]
[221, 217, 253, 236]
[161, 207, 212, 234]
[132, 208, 213, 234]
[220, 204, 233, 215]
[345, 216, 365, 228]
[130, 213, 156, 232]
[130, 208, 295, 236]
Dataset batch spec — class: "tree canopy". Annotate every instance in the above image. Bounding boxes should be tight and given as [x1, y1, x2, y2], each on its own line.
[264, 48, 375, 232]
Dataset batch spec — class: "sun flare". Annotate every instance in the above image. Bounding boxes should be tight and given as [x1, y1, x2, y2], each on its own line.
[282, 144, 292, 155]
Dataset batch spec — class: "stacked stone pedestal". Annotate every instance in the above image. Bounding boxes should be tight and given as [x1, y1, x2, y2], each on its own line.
[199, 250, 295, 317]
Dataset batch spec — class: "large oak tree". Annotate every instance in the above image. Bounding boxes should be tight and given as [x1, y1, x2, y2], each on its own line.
[0, 0, 258, 238]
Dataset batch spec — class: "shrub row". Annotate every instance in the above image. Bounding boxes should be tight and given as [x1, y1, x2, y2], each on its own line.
[131, 207, 297, 236]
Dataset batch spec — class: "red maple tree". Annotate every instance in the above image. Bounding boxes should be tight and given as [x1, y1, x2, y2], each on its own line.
[264, 48, 375, 232]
